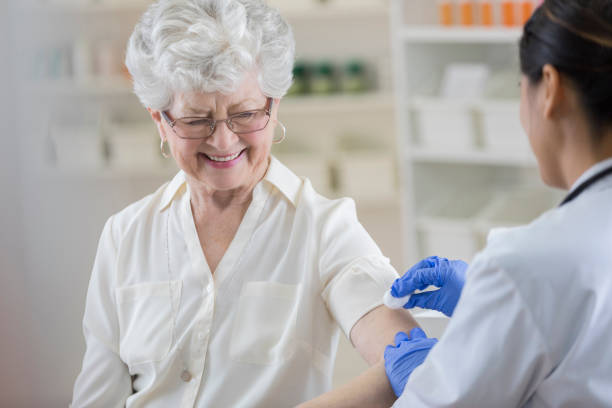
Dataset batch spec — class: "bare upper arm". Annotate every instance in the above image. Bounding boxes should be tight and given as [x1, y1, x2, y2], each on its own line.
[349, 305, 419, 366]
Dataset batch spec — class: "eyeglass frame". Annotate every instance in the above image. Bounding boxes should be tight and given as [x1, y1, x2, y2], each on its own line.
[160, 97, 274, 140]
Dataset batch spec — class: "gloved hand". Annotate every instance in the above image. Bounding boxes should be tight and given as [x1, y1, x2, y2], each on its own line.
[391, 255, 468, 317]
[384, 328, 438, 397]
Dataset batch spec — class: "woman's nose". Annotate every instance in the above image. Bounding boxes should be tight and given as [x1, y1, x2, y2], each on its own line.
[207, 121, 239, 151]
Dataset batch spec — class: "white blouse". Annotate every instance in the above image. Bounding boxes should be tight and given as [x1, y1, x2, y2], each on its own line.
[71, 157, 399, 408]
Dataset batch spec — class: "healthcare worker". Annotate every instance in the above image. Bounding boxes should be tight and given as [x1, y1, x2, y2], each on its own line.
[384, 0, 612, 406]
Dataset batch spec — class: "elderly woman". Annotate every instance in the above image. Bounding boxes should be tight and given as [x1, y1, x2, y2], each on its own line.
[71, 0, 417, 406]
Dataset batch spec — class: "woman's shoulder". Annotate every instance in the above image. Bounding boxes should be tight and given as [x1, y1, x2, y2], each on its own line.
[107, 175, 180, 239]
[269, 156, 358, 219]
[474, 193, 611, 291]
[478, 208, 568, 270]
[297, 178, 359, 224]
[484, 189, 611, 265]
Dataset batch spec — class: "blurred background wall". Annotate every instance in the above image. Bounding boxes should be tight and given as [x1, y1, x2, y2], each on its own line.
[1, 1, 34, 406]
[1, 0, 557, 406]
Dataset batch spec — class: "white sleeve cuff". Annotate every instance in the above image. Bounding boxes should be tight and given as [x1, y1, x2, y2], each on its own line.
[321, 256, 399, 340]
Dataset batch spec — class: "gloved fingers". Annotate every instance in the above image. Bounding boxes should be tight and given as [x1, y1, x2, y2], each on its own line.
[411, 266, 445, 289]
[391, 278, 422, 297]
[411, 257, 438, 272]
[403, 257, 438, 281]
[390, 277, 414, 298]
[391, 268, 446, 297]
[403, 290, 444, 313]
[391, 266, 438, 297]
[433, 256, 466, 287]
[394, 331, 410, 345]
[408, 327, 427, 340]
[434, 256, 466, 278]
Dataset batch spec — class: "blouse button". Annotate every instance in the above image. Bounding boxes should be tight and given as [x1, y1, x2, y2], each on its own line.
[181, 370, 192, 382]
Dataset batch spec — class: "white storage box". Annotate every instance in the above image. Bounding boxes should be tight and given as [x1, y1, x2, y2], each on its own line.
[107, 123, 160, 170]
[413, 98, 476, 151]
[479, 100, 532, 157]
[275, 153, 332, 197]
[335, 151, 396, 203]
[418, 191, 493, 262]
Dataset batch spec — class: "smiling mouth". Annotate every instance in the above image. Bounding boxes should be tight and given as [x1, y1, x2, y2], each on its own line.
[203, 149, 245, 162]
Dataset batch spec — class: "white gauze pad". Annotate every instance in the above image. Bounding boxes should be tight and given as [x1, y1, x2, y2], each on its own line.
[383, 290, 411, 310]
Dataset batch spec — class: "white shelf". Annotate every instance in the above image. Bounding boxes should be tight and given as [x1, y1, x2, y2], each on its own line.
[281, 4, 389, 21]
[408, 147, 536, 166]
[37, 166, 179, 182]
[21, 77, 133, 96]
[20, 1, 389, 19]
[17, 1, 148, 15]
[281, 92, 394, 114]
[399, 26, 523, 43]
[410, 97, 520, 110]
[20, 79, 393, 113]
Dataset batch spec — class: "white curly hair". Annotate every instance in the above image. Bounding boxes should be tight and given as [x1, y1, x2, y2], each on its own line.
[125, 0, 295, 111]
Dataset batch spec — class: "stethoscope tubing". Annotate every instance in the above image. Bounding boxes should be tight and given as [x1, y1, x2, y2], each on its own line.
[559, 165, 612, 206]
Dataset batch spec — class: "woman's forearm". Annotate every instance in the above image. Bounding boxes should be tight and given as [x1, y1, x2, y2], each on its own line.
[297, 361, 396, 408]
[296, 306, 417, 407]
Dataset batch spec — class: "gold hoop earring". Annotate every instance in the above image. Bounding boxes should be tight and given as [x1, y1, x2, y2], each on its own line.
[160, 139, 170, 158]
[273, 121, 286, 144]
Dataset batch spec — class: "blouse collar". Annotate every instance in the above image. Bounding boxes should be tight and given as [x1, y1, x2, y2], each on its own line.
[158, 155, 301, 212]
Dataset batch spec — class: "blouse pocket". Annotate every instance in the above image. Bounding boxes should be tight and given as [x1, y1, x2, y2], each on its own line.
[115, 280, 182, 366]
[230, 281, 301, 365]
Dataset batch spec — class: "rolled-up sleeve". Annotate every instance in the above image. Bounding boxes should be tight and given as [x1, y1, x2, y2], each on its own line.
[71, 216, 132, 408]
[319, 198, 399, 338]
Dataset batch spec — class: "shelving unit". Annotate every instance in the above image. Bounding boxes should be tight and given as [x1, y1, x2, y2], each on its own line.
[22, 76, 133, 96]
[281, 92, 394, 114]
[409, 147, 535, 166]
[19, 0, 397, 209]
[24, 79, 393, 105]
[398, 26, 522, 43]
[17, 2, 149, 15]
[20, 0, 389, 19]
[390, 0, 562, 267]
[271, 1, 390, 20]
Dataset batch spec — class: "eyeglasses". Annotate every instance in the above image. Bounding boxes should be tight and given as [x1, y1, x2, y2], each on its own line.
[161, 97, 273, 140]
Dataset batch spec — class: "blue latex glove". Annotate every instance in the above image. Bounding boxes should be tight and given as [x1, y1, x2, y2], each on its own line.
[384, 327, 438, 397]
[391, 256, 468, 317]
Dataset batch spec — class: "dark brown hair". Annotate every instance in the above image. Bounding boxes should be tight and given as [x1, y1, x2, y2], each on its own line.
[520, 0, 612, 135]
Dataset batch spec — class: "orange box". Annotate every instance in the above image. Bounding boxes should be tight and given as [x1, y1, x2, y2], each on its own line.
[520, 1, 534, 25]
[439, 1, 454, 26]
[501, 0, 516, 27]
[459, 1, 475, 26]
[479, 1, 494, 26]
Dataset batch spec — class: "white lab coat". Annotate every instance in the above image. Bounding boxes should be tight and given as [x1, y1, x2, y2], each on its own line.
[395, 158, 612, 407]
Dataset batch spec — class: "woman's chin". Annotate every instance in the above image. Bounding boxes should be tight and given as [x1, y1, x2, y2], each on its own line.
[193, 171, 243, 191]
[185, 150, 268, 192]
